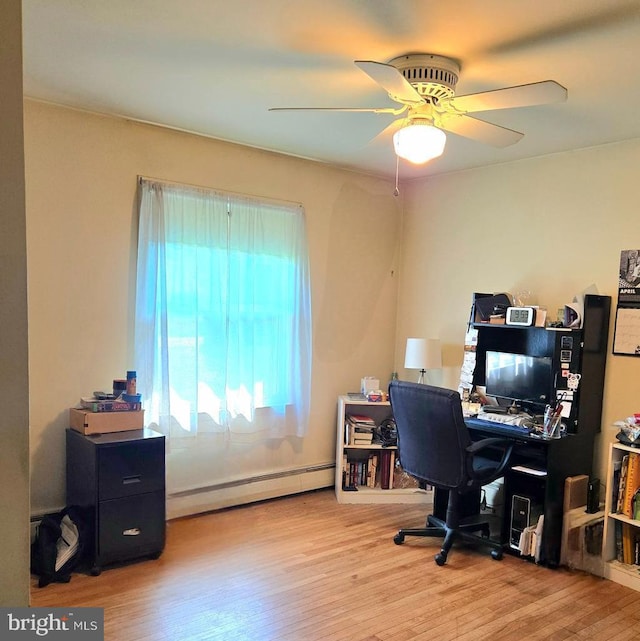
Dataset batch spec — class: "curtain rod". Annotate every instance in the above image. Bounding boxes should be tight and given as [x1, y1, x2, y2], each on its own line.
[137, 175, 303, 210]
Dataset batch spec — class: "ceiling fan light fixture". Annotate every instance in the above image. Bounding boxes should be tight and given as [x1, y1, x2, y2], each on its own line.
[393, 121, 446, 164]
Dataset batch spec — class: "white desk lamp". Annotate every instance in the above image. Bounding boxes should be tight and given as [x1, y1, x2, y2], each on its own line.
[404, 338, 442, 384]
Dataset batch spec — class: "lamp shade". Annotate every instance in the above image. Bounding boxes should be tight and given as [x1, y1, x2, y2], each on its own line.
[393, 123, 446, 164]
[404, 338, 443, 371]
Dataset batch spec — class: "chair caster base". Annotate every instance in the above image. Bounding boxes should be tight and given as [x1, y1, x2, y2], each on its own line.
[394, 533, 405, 545]
[490, 548, 503, 561]
[435, 551, 447, 566]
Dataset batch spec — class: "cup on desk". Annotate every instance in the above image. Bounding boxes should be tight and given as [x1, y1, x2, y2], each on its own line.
[543, 404, 563, 438]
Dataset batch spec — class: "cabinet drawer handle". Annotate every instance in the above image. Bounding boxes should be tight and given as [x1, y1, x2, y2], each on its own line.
[123, 528, 141, 536]
[122, 475, 141, 485]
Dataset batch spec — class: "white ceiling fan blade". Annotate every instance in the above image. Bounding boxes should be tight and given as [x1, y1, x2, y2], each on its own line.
[367, 118, 404, 146]
[448, 80, 567, 113]
[354, 60, 424, 106]
[440, 114, 524, 147]
[268, 106, 405, 114]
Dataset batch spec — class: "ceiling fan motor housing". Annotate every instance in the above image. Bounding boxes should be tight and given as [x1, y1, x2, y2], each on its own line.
[389, 54, 460, 102]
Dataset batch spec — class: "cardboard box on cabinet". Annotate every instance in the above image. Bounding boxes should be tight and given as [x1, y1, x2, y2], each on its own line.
[69, 408, 144, 435]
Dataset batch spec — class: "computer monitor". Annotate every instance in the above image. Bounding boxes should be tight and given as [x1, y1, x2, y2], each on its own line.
[485, 350, 552, 409]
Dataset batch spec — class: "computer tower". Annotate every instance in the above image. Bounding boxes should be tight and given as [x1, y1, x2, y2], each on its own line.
[510, 494, 542, 550]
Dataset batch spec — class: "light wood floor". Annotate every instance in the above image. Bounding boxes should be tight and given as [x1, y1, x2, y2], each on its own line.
[31, 488, 640, 641]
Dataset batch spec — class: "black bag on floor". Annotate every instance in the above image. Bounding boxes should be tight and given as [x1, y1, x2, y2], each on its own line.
[31, 505, 91, 588]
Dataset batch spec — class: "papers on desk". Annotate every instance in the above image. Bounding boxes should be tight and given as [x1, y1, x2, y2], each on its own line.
[518, 515, 544, 562]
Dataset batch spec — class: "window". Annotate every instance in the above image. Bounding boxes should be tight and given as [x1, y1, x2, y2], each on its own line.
[134, 178, 312, 439]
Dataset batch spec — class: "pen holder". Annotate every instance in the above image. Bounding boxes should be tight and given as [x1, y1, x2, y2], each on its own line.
[543, 405, 563, 438]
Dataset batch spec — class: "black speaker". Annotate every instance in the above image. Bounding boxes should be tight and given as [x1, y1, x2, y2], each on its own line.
[586, 478, 600, 513]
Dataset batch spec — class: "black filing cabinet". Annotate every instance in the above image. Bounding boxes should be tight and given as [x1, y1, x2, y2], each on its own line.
[66, 427, 166, 575]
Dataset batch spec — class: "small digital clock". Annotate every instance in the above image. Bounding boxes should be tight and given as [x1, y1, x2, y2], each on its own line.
[505, 306, 536, 327]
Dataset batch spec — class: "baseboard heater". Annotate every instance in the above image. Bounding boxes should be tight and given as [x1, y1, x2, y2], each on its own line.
[167, 462, 335, 519]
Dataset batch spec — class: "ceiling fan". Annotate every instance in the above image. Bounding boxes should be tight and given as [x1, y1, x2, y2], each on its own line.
[270, 53, 567, 164]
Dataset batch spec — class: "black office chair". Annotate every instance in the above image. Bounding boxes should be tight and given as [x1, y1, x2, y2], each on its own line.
[388, 380, 514, 566]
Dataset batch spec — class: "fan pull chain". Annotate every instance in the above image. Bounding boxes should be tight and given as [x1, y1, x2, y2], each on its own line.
[394, 155, 400, 197]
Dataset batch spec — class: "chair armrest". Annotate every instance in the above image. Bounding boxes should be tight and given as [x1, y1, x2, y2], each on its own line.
[466, 437, 513, 455]
[466, 438, 514, 482]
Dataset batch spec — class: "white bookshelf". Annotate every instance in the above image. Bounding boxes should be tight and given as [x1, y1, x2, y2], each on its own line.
[334, 395, 431, 505]
[602, 441, 640, 592]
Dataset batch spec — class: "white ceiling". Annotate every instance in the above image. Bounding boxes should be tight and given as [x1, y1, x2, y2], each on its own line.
[21, 0, 640, 181]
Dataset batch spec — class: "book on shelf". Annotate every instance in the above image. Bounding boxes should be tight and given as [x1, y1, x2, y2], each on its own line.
[633, 489, 640, 520]
[346, 414, 376, 426]
[79, 397, 142, 412]
[617, 454, 629, 513]
[617, 521, 640, 566]
[622, 523, 637, 565]
[613, 520, 639, 566]
[615, 520, 623, 563]
[622, 452, 640, 517]
[611, 459, 622, 514]
[343, 453, 378, 490]
[341, 451, 406, 491]
[341, 454, 349, 490]
[353, 432, 374, 445]
[379, 449, 395, 490]
[345, 414, 376, 445]
[347, 430, 375, 445]
[366, 453, 378, 488]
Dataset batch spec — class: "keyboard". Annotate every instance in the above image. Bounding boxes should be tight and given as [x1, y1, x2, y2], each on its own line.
[475, 412, 529, 427]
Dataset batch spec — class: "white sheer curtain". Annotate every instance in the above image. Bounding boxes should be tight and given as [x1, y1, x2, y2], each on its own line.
[134, 178, 312, 440]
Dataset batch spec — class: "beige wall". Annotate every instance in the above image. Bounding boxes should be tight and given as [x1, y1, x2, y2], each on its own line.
[0, 0, 30, 606]
[398, 139, 640, 486]
[24, 100, 402, 515]
[26, 91, 640, 522]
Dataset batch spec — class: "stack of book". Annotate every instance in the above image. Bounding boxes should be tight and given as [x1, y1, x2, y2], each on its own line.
[615, 452, 640, 518]
[614, 451, 640, 565]
[341, 450, 398, 491]
[80, 396, 142, 412]
[615, 521, 640, 565]
[345, 413, 376, 445]
[342, 453, 379, 490]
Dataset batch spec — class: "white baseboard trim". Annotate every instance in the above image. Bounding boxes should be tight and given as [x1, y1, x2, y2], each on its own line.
[167, 464, 335, 519]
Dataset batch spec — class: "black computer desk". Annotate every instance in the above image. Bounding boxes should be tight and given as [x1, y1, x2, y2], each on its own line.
[431, 417, 596, 567]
